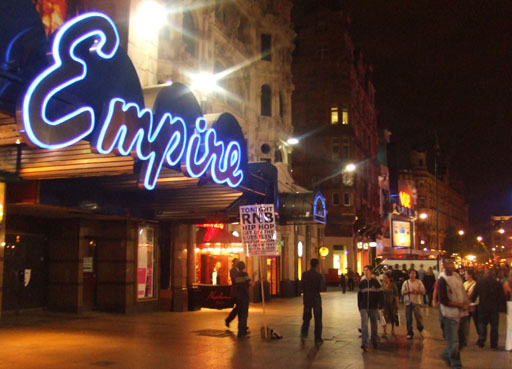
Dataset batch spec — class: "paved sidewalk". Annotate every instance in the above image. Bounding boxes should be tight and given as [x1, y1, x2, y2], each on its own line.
[0, 289, 510, 369]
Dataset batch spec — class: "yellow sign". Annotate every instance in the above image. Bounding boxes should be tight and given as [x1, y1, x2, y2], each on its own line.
[399, 191, 411, 208]
[319, 246, 329, 257]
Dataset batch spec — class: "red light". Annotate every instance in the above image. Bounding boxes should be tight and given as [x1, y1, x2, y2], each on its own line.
[196, 223, 225, 229]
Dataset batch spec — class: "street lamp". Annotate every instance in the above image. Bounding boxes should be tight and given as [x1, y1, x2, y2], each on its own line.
[477, 236, 483, 242]
[419, 212, 428, 220]
[345, 163, 356, 172]
[458, 230, 465, 236]
[287, 137, 299, 145]
[499, 228, 505, 234]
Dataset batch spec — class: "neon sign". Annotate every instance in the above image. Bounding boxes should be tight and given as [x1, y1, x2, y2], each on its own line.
[313, 192, 327, 224]
[399, 191, 411, 208]
[196, 223, 225, 229]
[20, 12, 244, 190]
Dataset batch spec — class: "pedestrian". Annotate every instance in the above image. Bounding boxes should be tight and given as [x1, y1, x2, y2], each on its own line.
[417, 264, 426, 304]
[381, 272, 399, 338]
[300, 258, 324, 345]
[503, 269, 512, 351]
[423, 267, 436, 306]
[438, 258, 470, 369]
[358, 265, 384, 351]
[401, 269, 425, 339]
[347, 267, 355, 291]
[391, 264, 404, 302]
[471, 268, 506, 349]
[461, 269, 478, 345]
[225, 258, 239, 328]
[340, 273, 347, 294]
[234, 261, 251, 338]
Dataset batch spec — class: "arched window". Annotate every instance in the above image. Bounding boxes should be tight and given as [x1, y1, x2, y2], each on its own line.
[182, 12, 196, 56]
[261, 85, 271, 116]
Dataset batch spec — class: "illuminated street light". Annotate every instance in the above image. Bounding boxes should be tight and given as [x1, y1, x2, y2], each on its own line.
[287, 137, 299, 145]
[419, 212, 428, 220]
[135, 1, 166, 36]
[476, 236, 483, 242]
[466, 255, 476, 261]
[458, 230, 465, 236]
[345, 163, 356, 172]
[499, 228, 505, 234]
[190, 72, 221, 93]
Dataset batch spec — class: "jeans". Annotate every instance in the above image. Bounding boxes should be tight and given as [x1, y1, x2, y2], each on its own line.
[360, 309, 379, 346]
[459, 315, 469, 348]
[478, 311, 499, 348]
[442, 317, 462, 369]
[405, 303, 424, 336]
[301, 297, 322, 340]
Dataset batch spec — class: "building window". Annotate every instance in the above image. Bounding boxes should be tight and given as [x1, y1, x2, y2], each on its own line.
[331, 106, 339, 124]
[332, 193, 340, 205]
[332, 137, 340, 154]
[343, 193, 351, 206]
[342, 106, 349, 125]
[342, 138, 350, 158]
[261, 33, 271, 61]
[261, 85, 271, 116]
[137, 225, 155, 299]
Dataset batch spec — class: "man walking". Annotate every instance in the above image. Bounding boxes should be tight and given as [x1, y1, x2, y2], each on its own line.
[470, 268, 506, 349]
[301, 258, 324, 345]
[225, 258, 239, 328]
[438, 258, 470, 369]
[234, 261, 251, 338]
[347, 267, 355, 291]
[358, 265, 384, 351]
[402, 269, 426, 339]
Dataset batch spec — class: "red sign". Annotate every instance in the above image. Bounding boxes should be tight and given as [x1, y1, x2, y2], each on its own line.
[197, 223, 225, 229]
[399, 191, 411, 208]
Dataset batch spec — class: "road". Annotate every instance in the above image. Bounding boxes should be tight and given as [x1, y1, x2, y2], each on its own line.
[0, 288, 509, 369]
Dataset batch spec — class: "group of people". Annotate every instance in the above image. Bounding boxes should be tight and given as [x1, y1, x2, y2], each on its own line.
[223, 256, 512, 369]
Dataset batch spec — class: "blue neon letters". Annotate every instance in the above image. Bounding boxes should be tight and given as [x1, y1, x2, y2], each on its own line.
[22, 12, 244, 190]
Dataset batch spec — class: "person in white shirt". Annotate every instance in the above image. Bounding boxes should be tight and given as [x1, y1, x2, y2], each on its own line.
[401, 269, 426, 339]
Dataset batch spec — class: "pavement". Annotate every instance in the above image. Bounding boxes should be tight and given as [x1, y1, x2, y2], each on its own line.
[0, 288, 510, 369]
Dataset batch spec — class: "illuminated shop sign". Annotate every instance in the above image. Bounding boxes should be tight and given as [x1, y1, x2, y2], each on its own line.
[399, 191, 411, 208]
[197, 223, 225, 229]
[392, 220, 412, 248]
[19, 12, 245, 190]
[313, 192, 327, 224]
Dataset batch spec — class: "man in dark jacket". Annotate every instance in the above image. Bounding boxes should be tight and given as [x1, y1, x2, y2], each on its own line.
[225, 258, 239, 328]
[358, 265, 384, 351]
[470, 268, 506, 348]
[301, 258, 324, 345]
[234, 261, 251, 338]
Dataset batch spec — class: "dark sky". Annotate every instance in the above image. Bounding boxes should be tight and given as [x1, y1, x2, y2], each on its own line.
[332, 0, 512, 227]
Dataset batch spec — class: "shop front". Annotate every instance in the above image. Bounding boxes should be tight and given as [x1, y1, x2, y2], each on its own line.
[0, 5, 276, 315]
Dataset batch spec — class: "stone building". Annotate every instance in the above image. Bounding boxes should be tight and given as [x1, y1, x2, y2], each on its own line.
[407, 151, 469, 252]
[291, 3, 380, 274]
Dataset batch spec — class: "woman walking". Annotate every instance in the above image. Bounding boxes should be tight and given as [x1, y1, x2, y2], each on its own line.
[382, 272, 399, 338]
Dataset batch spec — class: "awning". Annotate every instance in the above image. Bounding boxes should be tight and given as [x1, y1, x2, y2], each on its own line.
[279, 191, 326, 224]
[196, 226, 242, 245]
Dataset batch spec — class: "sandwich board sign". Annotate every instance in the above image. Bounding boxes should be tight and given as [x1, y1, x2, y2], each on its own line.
[239, 204, 278, 256]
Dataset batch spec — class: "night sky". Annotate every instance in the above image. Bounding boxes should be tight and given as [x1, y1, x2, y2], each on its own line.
[324, 0, 512, 228]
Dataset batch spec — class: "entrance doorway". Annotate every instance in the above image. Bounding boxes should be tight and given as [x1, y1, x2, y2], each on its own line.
[2, 233, 47, 311]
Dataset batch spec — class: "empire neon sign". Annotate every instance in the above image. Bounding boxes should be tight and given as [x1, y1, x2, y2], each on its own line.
[399, 191, 411, 209]
[20, 12, 244, 190]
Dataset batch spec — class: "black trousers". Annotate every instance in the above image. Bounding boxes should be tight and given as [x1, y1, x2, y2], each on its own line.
[226, 297, 239, 323]
[478, 311, 499, 348]
[301, 299, 322, 340]
[237, 299, 249, 336]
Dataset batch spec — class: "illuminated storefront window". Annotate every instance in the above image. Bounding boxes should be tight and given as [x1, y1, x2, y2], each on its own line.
[137, 225, 155, 299]
[342, 106, 349, 125]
